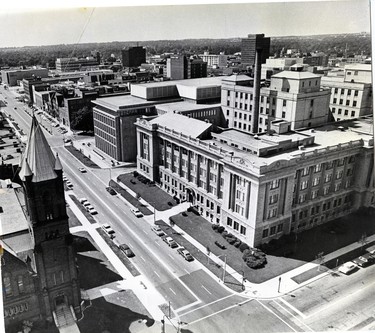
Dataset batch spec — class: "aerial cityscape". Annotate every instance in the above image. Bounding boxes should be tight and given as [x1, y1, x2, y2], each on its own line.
[0, 1, 374, 333]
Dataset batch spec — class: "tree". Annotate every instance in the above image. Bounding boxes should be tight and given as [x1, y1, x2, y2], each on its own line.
[70, 106, 94, 132]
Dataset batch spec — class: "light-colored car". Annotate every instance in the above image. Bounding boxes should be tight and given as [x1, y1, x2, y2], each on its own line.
[352, 253, 375, 267]
[62, 175, 68, 181]
[86, 205, 97, 215]
[177, 248, 194, 261]
[78, 167, 87, 173]
[79, 198, 88, 204]
[102, 223, 115, 237]
[338, 261, 357, 274]
[66, 181, 73, 189]
[163, 236, 178, 248]
[151, 226, 165, 237]
[131, 208, 143, 218]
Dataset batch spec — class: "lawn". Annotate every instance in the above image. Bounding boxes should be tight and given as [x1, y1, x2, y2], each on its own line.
[168, 208, 375, 284]
[117, 173, 178, 211]
[109, 180, 153, 216]
[69, 194, 97, 224]
[65, 144, 99, 168]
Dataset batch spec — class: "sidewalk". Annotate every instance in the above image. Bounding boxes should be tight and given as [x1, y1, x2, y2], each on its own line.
[66, 194, 168, 322]
[116, 179, 375, 299]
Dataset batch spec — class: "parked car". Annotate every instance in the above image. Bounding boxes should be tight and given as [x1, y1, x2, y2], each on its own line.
[163, 236, 178, 248]
[82, 201, 91, 207]
[86, 205, 97, 215]
[64, 138, 71, 143]
[79, 198, 88, 204]
[66, 181, 73, 189]
[151, 226, 165, 237]
[62, 175, 68, 181]
[118, 244, 135, 257]
[78, 167, 87, 173]
[338, 261, 357, 274]
[131, 208, 143, 217]
[106, 186, 117, 195]
[352, 253, 375, 267]
[177, 248, 194, 261]
[102, 223, 115, 238]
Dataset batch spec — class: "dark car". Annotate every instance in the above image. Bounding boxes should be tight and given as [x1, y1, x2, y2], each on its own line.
[352, 253, 375, 267]
[119, 244, 135, 257]
[106, 186, 117, 195]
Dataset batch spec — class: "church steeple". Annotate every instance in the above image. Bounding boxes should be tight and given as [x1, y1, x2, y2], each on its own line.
[19, 116, 58, 182]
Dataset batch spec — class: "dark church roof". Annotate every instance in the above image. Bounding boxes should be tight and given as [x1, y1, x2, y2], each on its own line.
[19, 116, 59, 182]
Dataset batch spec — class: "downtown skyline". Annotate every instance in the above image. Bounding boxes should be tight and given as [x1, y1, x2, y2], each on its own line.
[0, 0, 371, 48]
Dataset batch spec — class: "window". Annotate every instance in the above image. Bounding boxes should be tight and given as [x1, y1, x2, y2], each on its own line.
[301, 167, 310, 176]
[351, 111, 355, 117]
[227, 101, 230, 106]
[338, 109, 342, 114]
[354, 90, 358, 96]
[339, 99, 343, 105]
[298, 194, 307, 203]
[348, 89, 351, 95]
[282, 111, 286, 118]
[324, 173, 332, 183]
[333, 98, 337, 103]
[277, 223, 283, 232]
[270, 226, 276, 235]
[344, 109, 348, 115]
[312, 177, 320, 186]
[326, 161, 334, 169]
[17, 276, 24, 293]
[226, 109, 230, 116]
[314, 164, 322, 173]
[334, 182, 341, 192]
[268, 208, 277, 218]
[332, 107, 336, 113]
[282, 100, 287, 106]
[233, 221, 239, 230]
[227, 217, 232, 227]
[336, 170, 343, 179]
[353, 101, 357, 107]
[262, 229, 269, 238]
[323, 187, 330, 195]
[240, 226, 246, 235]
[270, 179, 280, 189]
[300, 180, 309, 190]
[3, 274, 12, 296]
[310, 100, 314, 107]
[345, 101, 350, 106]
[311, 190, 319, 199]
[269, 193, 279, 204]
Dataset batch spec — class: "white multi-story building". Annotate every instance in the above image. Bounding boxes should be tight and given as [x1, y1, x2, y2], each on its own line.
[321, 64, 372, 121]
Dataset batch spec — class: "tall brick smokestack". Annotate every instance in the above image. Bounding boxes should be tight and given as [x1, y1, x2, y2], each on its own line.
[251, 48, 262, 134]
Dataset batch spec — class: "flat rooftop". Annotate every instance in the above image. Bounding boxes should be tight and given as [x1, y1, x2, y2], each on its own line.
[93, 94, 157, 111]
[0, 184, 29, 236]
[208, 116, 373, 168]
[156, 101, 221, 113]
[133, 76, 224, 89]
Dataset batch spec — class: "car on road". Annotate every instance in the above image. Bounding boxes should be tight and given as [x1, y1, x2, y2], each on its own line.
[118, 244, 135, 257]
[338, 261, 357, 274]
[106, 186, 117, 195]
[82, 201, 91, 207]
[352, 253, 375, 267]
[66, 181, 73, 189]
[78, 167, 87, 173]
[131, 208, 143, 218]
[64, 138, 72, 143]
[62, 176, 68, 181]
[86, 205, 97, 215]
[177, 248, 194, 261]
[79, 198, 88, 204]
[163, 236, 178, 248]
[102, 223, 115, 238]
[151, 226, 165, 237]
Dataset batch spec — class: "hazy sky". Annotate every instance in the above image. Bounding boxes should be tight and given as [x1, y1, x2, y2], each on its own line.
[0, 0, 371, 48]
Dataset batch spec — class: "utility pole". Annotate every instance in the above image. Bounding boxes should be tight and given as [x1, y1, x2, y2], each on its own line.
[278, 276, 281, 293]
[222, 255, 227, 283]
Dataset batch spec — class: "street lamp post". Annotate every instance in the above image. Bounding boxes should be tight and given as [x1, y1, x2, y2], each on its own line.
[278, 276, 281, 293]
[218, 254, 227, 283]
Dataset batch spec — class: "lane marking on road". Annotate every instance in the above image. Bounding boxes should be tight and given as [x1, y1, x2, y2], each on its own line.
[169, 288, 176, 295]
[177, 293, 238, 316]
[278, 297, 307, 319]
[184, 269, 190, 275]
[168, 254, 174, 260]
[256, 300, 297, 332]
[187, 298, 253, 326]
[143, 230, 148, 235]
[201, 285, 212, 295]
[154, 271, 161, 278]
[306, 277, 375, 319]
[272, 300, 312, 332]
[140, 256, 146, 262]
[155, 242, 161, 247]
[59, 157, 202, 306]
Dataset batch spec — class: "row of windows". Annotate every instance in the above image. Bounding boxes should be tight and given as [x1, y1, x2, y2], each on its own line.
[296, 181, 349, 203]
[332, 108, 356, 117]
[94, 120, 116, 136]
[227, 217, 247, 235]
[292, 195, 350, 222]
[332, 98, 358, 107]
[262, 223, 283, 238]
[3, 274, 25, 296]
[95, 128, 116, 144]
[94, 112, 116, 127]
[296, 169, 351, 191]
[332, 88, 359, 96]
[4, 303, 29, 318]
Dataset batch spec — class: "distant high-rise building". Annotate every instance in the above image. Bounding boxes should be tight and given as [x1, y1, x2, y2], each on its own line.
[241, 34, 270, 67]
[166, 56, 207, 80]
[122, 46, 146, 68]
